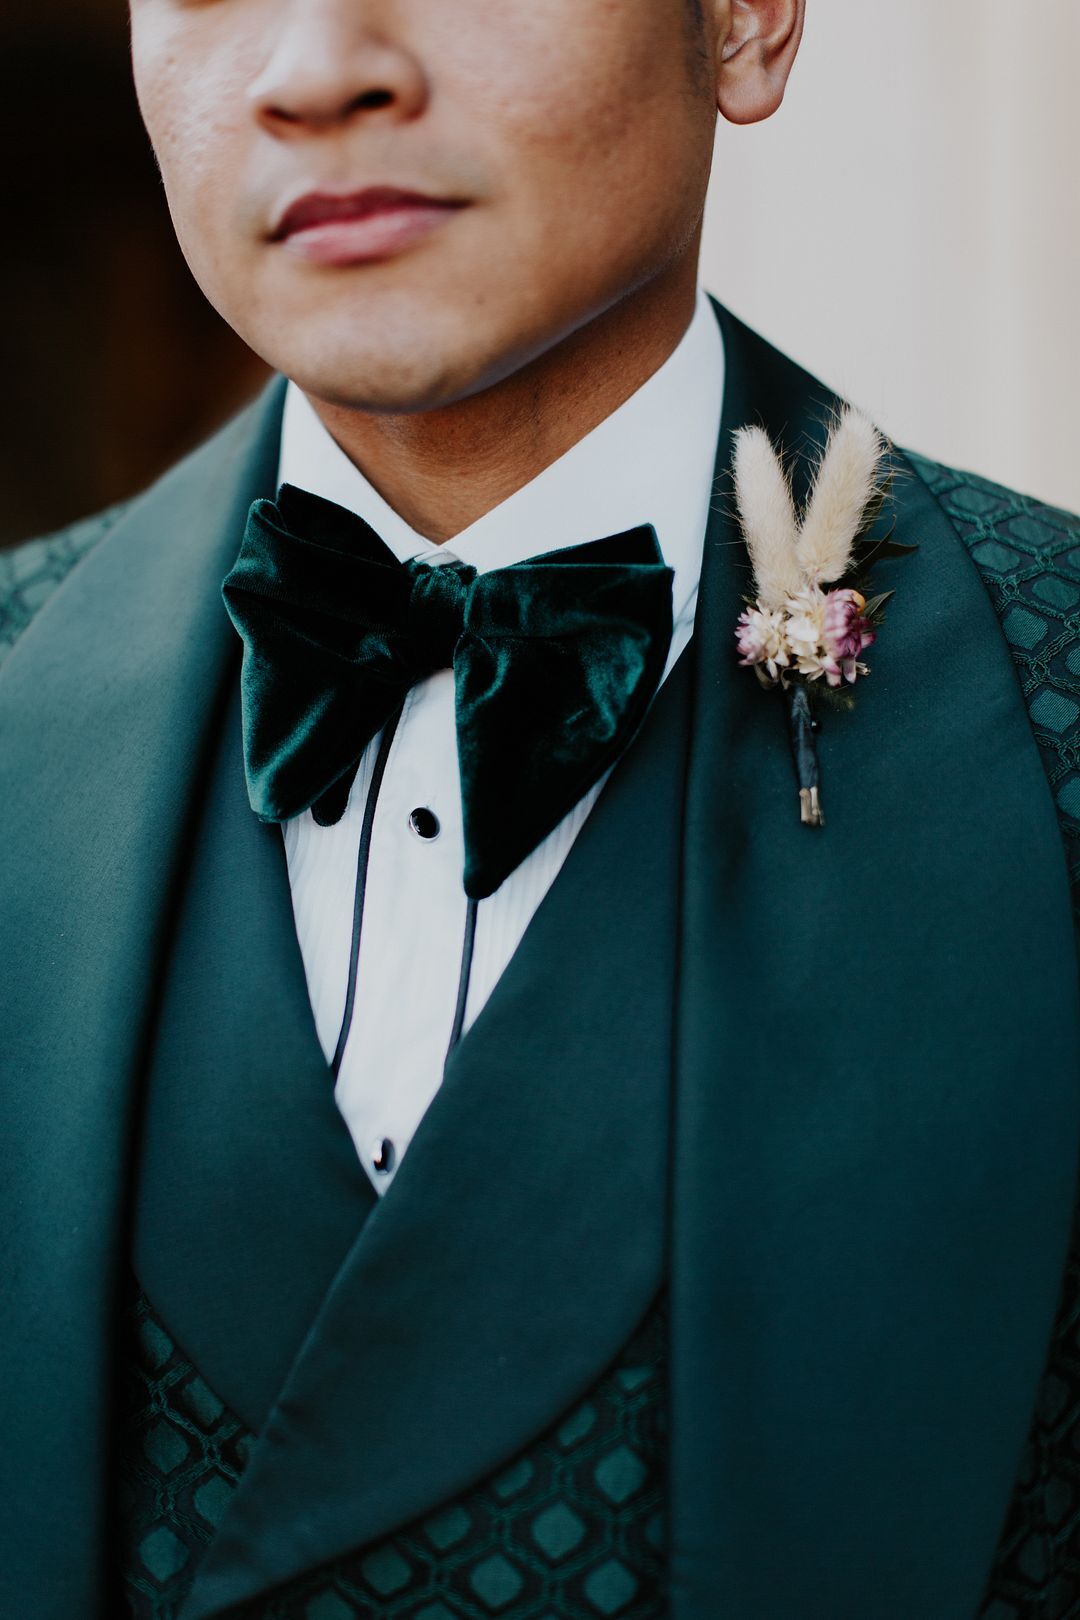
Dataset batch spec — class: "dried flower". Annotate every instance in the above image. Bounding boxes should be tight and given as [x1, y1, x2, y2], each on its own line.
[736, 604, 790, 682]
[822, 588, 875, 685]
[781, 586, 829, 679]
[822, 586, 874, 660]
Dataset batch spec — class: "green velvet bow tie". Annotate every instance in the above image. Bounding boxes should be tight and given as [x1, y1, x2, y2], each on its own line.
[222, 484, 674, 899]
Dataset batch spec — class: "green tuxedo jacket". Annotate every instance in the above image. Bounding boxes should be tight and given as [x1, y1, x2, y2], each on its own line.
[1, 303, 1078, 1620]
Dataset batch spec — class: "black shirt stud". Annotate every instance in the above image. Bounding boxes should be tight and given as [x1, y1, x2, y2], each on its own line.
[408, 806, 441, 840]
[371, 1137, 396, 1175]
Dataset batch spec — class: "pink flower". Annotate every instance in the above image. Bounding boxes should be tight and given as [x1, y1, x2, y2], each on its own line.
[736, 604, 790, 682]
[821, 588, 875, 685]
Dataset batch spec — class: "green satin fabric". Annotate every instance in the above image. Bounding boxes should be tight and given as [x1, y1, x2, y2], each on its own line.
[222, 484, 674, 898]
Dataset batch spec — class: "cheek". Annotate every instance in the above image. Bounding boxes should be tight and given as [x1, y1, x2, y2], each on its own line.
[477, 73, 704, 301]
[131, 20, 258, 260]
[452, 7, 704, 238]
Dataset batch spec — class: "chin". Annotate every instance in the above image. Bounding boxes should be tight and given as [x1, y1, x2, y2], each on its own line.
[282, 351, 478, 415]
[268, 316, 526, 416]
[221, 257, 593, 416]
[227, 280, 466, 404]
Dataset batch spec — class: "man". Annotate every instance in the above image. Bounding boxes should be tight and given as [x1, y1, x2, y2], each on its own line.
[1, 1, 1077, 1616]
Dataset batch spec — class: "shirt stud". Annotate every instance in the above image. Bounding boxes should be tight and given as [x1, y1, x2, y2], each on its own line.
[408, 806, 441, 841]
[371, 1137, 396, 1175]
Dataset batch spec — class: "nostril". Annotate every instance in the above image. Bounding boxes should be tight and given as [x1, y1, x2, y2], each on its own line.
[254, 83, 399, 131]
[351, 88, 394, 111]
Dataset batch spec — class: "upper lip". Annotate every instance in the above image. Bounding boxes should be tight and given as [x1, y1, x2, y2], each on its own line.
[269, 186, 462, 241]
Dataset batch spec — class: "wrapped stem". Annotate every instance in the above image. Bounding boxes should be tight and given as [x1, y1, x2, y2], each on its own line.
[784, 683, 824, 827]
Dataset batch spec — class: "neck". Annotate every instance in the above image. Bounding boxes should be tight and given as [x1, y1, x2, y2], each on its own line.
[305, 257, 700, 544]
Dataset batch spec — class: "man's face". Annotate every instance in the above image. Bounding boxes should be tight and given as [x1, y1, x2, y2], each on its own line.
[129, 0, 718, 413]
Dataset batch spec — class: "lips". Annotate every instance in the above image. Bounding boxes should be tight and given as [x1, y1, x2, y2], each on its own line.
[269, 187, 464, 266]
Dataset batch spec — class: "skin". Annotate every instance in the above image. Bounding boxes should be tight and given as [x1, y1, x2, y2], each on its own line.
[130, 0, 805, 540]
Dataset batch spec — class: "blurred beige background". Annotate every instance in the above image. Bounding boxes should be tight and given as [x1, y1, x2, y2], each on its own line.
[2, 0, 1077, 546]
[702, 1, 1080, 511]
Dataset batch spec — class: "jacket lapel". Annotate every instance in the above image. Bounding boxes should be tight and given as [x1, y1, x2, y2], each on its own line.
[177, 640, 692, 1620]
[0, 381, 286, 1620]
[668, 304, 1080, 1618]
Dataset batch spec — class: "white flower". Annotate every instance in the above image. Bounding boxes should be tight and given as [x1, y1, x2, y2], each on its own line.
[782, 587, 832, 681]
[735, 603, 791, 682]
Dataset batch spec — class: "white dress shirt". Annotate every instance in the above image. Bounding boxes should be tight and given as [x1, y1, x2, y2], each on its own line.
[278, 290, 725, 1194]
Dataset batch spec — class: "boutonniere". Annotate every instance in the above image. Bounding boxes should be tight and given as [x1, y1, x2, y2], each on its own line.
[732, 408, 916, 827]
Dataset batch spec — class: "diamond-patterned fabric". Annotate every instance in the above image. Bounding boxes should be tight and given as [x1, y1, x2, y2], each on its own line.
[118, 1282, 668, 1620]
[0, 505, 125, 668]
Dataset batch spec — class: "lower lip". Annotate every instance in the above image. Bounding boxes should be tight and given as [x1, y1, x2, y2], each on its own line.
[278, 204, 460, 266]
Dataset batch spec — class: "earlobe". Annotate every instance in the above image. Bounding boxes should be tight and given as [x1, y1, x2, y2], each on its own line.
[715, 0, 805, 126]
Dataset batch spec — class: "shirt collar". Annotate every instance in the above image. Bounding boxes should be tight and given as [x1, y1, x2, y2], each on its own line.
[277, 289, 725, 629]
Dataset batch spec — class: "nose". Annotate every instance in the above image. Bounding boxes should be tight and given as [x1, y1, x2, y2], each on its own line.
[248, 0, 429, 135]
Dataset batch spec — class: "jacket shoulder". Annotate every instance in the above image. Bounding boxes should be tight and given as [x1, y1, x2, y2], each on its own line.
[904, 449, 1080, 912]
[904, 449, 1080, 555]
[902, 450, 1080, 683]
[0, 503, 129, 670]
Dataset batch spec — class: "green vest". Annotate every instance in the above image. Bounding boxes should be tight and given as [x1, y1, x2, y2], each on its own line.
[119, 1282, 667, 1620]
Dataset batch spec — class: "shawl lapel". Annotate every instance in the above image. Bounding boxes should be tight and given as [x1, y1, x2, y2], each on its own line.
[667, 304, 1080, 1618]
[173, 643, 692, 1620]
[0, 381, 286, 1620]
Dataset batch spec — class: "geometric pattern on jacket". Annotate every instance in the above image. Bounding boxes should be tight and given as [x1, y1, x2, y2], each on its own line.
[3, 450, 1080, 1619]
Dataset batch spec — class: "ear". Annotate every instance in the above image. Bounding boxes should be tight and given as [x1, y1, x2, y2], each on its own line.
[714, 0, 805, 126]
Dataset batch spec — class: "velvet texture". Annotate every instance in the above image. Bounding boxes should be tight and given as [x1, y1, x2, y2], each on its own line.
[222, 484, 674, 898]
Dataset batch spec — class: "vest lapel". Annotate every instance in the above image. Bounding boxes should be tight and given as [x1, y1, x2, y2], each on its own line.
[177, 646, 693, 1620]
[132, 670, 378, 1435]
[0, 381, 285, 1620]
[668, 304, 1080, 1618]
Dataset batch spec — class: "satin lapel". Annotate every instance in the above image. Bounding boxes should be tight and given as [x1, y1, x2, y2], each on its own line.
[179, 645, 693, 1620]
[0, 381, 286, 1620]
[133, 670, 377, 1434]
[668, 303, 1080, 1618]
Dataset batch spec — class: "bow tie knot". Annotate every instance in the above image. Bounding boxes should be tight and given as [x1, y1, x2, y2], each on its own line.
[224, 484, 674, 898]
[404, 558, 477, 676]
